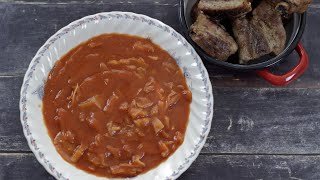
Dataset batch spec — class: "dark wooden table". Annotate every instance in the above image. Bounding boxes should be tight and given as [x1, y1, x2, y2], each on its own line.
[1, 0, 320, 179]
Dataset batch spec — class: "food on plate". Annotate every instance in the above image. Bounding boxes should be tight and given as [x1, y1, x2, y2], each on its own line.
[43, 34, 192, 178]
[189, 0, 311, 64]
[232, 1, 286, 63]
[269, 0, 313, 14]
[190, 13, 238, 61]
[197, 0, 252, 18]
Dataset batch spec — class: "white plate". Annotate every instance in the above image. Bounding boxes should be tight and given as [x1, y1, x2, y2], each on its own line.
[19, 12, 214, 180]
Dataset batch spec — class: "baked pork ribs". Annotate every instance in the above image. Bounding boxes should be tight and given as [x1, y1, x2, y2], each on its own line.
[232, 1, 286, 64]
[269, 0, 313, 14]
[253, 1, 286, 55]
[190, 13, 238, 61]
[197, 0, 252, 18]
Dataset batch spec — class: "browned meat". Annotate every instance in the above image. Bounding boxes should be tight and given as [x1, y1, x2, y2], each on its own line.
[269, 0, 312, 14]
[190, 13, 238, 61]
[232, 1, 286, 64]
[198, 0, 252, 18]
[232, 17, 271, 64]
[191, 0, 202, 21]
[253, 1, 286, 55]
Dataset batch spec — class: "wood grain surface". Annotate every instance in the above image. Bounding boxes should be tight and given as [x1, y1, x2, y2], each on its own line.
[3, 153, 320, 180]
[0, 0, 319, 179]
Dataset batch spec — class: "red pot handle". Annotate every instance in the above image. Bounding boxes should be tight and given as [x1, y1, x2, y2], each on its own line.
[256, 43, 309, 86]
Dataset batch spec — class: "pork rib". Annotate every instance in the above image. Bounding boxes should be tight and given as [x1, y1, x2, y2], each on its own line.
[269, 0, 312, 14]
[253, 1, 286, 55]
[232, 1, 286, 64]
[232, 17, 271, 64]
[190, 13, 238, 61]
[198, 0, 252, 18]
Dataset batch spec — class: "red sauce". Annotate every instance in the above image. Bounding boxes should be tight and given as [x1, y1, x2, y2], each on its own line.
[43, 34, 192, 177]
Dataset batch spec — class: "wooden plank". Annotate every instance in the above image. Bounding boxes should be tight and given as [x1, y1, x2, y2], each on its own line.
[0, 110, 29, 151]
[0, 77, 21, 111]
[0, 3, 180, 76]
[2, 153, 320, 180]
[0, 77, 29, 151]
[181, 154, 320, 180]
[203, 87, 320, 154]
[2, 77, 320, 153]
[0, 0, 179, 5]
[0, 153, 55, 180]
[0, 3, 319, 88]
[2, 0, 319, 6]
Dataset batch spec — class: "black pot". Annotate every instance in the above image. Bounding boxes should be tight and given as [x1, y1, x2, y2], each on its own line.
[179, 0, 309, 86]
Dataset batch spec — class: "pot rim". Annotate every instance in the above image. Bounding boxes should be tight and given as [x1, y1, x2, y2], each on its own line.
[179, 0, 307, 71]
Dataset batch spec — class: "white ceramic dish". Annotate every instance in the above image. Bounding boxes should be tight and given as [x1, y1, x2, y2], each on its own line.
[19, 12, 213, 180]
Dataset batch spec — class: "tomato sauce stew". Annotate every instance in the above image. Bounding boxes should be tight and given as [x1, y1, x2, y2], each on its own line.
[43, 34, 192, 178]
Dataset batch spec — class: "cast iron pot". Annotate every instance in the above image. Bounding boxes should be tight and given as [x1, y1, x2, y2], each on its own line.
[179, 0, 309, 86]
